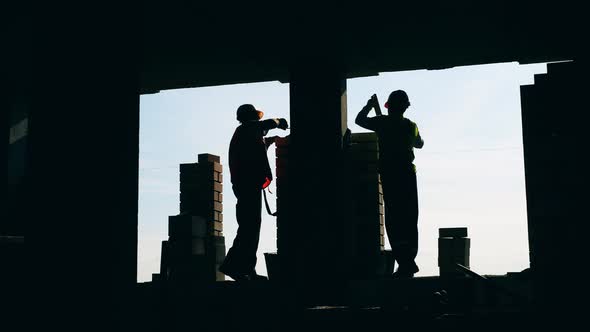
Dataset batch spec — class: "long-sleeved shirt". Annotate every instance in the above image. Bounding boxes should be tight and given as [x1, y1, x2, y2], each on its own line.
[355, 105, 424, 172]
[229, 119, 282, 187]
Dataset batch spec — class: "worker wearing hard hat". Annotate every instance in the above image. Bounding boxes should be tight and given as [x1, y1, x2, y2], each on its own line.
[355, 90, 424, 278]
[219, 104, 288, 281]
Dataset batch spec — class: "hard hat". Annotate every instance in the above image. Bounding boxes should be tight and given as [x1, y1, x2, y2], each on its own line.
[384, 90, 410, 109]
[236, 104, 264, 122]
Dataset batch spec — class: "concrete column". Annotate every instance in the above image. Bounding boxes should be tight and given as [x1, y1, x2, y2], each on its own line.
[284, 63, 355, 301]
[1, 84, 8, 234]
[28, 34, 140, 329]
[520, 60, 586, 323]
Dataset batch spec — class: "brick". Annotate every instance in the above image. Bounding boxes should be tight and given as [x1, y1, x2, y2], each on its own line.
[188, 161, 222, 173]
[213, 181, 222, 193]
[348, 163, 379, 173]
[276, 148, 289, 157]
[214, 212, 223, 222]
[217, 173, 223, 183]
[348, 152, 379, 163]
[214, 221, 223, 232]
[276, 158, 289, 169]
[275, 136, 290, 147]
[439, 227, 468, 238]
[198, 153, 220, 163]
[276, 167, 289, 178]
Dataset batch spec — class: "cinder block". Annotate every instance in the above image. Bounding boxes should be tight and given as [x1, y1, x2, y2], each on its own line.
[168, 238, 207, 256]
[355, 173, 381, 185]
[198, 153, 221, 163]
[169, 215, 208, 238]
[349, 162, 379, 173]
[438, 237, 470, 267]
[348, 142, 379, 153]
[439, 227, 468, 238]
[351, 132, 378, 143]
[160, 240, 170, 276]
[348, 152, 379, 163]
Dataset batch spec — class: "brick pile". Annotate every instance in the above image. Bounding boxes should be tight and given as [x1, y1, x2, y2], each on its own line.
[158, 153, 225, 283]
[346, 133, 387, 277]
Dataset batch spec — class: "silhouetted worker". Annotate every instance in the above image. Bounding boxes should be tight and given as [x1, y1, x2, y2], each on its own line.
[355, 90, 424, 278]
[219, 104, 289, 281]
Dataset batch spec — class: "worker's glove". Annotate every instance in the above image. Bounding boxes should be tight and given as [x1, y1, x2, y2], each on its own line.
[277, 118, 289, 130]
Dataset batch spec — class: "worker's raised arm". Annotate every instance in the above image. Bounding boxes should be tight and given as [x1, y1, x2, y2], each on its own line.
[259, 118, 289, 131]
[355, 96, 378, 131]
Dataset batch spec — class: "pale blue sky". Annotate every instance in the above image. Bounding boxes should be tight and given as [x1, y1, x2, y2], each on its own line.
[138, 61, 546, 282]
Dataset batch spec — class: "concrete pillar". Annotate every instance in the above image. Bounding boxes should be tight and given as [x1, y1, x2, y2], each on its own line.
[284, 63, 355, 302]
[1, 84, 8, 234]
[28, 31, 140, 329]
[520, 60, 586, 323]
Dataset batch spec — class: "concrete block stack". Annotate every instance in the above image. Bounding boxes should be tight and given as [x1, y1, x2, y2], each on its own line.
[438, 227, 470, 277]
[160, 153, 225, 283]
[346, 133, 386, 278]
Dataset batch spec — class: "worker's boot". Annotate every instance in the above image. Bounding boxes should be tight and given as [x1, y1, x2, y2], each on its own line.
[391, 262, 419, 279]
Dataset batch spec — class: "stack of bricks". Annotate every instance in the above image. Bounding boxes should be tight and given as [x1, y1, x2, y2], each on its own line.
[160, 153, 225, 283]
[438, 227, 470, 277]
[346, 133, 386, 278]
[274, 136, 291, 257]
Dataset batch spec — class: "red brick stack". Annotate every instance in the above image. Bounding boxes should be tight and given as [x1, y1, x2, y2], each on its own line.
[263, 136, 291, 280]
[347, 133, 388, 278]
[159, 153, 225, 283]
[274, 137, 291, 254]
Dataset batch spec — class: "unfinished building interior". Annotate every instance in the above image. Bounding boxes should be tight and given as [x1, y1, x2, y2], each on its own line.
[3, 1, 587, 331]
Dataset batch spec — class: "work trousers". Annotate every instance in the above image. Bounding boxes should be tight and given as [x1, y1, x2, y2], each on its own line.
[380, 168, 419, 272]
[220, 184, 262, 275]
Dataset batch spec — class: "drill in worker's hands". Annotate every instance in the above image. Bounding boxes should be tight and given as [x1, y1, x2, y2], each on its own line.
[278, 118, 289, 130]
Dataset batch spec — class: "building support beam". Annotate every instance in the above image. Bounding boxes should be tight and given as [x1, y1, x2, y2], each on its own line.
[283, 62, 355, 303]
[28, 14, 140, 330]
[520, 60, 586, 325]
